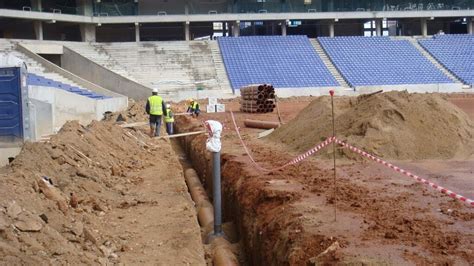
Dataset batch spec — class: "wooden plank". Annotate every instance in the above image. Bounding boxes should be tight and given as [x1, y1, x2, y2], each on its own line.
[120, 122, 148, 128]
[275, 96, 283, 124]
[174, 113, 193, 116]
[155, 130, 206, 139]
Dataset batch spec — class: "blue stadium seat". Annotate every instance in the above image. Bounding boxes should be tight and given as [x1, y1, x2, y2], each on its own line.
[27, 73, 109, 99]
[318, 36, 453, 87]
[218, 35, 339, 91]
[419, 34, 474, 85]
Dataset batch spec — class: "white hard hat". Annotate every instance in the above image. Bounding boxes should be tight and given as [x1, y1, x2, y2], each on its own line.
[166, 103, 171, 108]
[152, 88, 158, 93]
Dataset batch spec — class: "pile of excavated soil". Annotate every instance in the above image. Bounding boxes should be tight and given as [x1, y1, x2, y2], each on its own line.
[106, 99, 148, 123]
[270, 91, 474, 160]
[0, 119, 204, 264]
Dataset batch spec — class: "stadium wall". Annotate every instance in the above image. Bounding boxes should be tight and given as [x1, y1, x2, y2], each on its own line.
[29, 98, 53, 141]
[355, 83, 464, 94]
[17, 43, 123, 98]
[28, 85, 128, 132]
[61, 46, 152, 100]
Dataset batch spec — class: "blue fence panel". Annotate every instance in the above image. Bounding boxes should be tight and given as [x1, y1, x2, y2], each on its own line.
[0, 67, 23, 142]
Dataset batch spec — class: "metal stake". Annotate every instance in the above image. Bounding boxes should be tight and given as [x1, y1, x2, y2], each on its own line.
[330, 90, 337, 222]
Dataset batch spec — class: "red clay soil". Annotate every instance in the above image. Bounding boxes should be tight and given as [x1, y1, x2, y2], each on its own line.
[175, 94, 474, 265]
[0, 119, 205, 265]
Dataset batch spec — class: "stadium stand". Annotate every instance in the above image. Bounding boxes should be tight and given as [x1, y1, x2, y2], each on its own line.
[218, 35, 339, 91]
[318, 36, 454, 87]
[66, 41, 226, 95]
[27, 73, 109, 99]
[418, 34, 474, 86]
[0, 40, 93, 92]
[65, 42, 139, 83]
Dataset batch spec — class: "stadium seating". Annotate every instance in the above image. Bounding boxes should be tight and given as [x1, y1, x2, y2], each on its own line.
[67, 41, 225, 94]
[27, 73, 109, 99]
[318, 36, 453, 87]
[218, 36, 339, 91]
[418, 34, 474, 85]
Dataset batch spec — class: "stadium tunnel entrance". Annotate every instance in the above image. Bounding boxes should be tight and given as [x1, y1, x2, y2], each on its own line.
[140, 23, 185, 41]
[43, 21, 81, 42]
[0, 18, 36, 39]
[96, 24, 136, 42]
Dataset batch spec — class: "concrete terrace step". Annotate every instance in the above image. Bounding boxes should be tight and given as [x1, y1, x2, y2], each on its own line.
[310, 39, 351, 88]
[65, 42, 140, 84]
[407, 37, 464, 85]
[5, 47, 89, 92]
[208, 41, 231, 91]
[98, 41, 223, 92]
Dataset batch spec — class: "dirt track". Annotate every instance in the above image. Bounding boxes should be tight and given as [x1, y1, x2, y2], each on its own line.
[175, 93, 474, 265]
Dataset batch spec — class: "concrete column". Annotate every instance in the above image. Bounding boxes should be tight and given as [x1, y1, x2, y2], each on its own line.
[375, 19, 382, 36]
[232, 21, 240, 37]
[421, 18, 428, 37]
[76, 0, 93, 16]
[34, 21, 43, 40]
[184, 22, 190, 41]
[80, 24, 96, 42]
[328, 0, 334, 11]
[329, 21, 335, 37]
[135, 23, 140, 42]
[468, 18, 473, 34]
[281, 21, 287, 36]
[31, 0, 42, 11]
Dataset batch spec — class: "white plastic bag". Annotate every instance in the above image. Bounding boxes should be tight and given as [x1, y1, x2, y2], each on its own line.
[204, 120, 222, 152]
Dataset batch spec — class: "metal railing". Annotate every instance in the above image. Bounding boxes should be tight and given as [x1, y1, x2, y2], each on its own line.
[5, 0, 474, 16]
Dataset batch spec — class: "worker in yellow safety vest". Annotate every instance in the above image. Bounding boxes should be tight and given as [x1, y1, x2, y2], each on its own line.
[186, 98, 200, 117]
[145, 88, 167, 137]
[164, 103, 174, 135]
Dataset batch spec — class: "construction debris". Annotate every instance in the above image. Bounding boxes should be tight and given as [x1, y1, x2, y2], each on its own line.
[257, 128, 275, 139]
[240, 84, 276, 113]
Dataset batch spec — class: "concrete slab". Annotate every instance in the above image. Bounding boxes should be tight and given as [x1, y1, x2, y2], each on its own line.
[0, 147, 21, 167]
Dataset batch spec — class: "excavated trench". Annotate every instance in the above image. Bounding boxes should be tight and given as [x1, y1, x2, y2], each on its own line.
[170, 137, 243, 265]
[174, 116, 323, 266]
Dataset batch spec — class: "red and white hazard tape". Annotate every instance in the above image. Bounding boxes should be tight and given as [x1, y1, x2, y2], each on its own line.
[229, 111, 473, 207]
[288, 137, 335, 165]
[335, 139, 474, 207]
[230, 111, 334, 172]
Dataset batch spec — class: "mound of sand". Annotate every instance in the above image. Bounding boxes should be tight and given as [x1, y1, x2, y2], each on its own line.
[270, 91, 474, 160]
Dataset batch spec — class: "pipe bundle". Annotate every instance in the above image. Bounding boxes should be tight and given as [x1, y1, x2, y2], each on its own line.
[240, 84, 276, 113]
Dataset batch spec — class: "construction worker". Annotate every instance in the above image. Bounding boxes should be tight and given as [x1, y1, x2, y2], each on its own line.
[145, 88, 167, 137]
[164, 103, 174, 135]
[186, 98, 200, 117]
